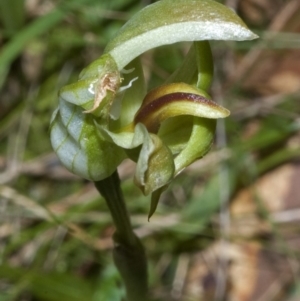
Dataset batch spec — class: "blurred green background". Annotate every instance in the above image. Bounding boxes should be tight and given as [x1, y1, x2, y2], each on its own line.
[1, 0, 300, 300]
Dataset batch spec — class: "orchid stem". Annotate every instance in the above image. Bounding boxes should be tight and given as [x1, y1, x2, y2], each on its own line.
[94, 171, 149, 301]
[194, 41, 214, 92]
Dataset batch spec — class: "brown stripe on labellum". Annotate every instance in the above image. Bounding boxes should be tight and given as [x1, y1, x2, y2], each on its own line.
[134, 83, 230, 133]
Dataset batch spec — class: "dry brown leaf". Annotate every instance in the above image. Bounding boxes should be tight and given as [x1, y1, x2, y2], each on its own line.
[184, 241, 294, 301]
[230, 163, 300, 238]
[242, 50, 300, 95]
[238, 0, 284, 27]
[231, 0, 300, 95]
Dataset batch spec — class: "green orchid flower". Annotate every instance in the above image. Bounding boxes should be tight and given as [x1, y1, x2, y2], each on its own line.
[50, 0, 257, 217]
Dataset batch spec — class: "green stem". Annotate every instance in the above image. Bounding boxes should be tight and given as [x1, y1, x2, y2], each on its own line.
[94, 171, 148, 301]
[167, 41, 213, 92]
[194, 41, 214, 92]
[95, 171, 135, 245]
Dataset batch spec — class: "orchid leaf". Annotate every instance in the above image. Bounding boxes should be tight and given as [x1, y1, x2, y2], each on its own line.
[105, 0, 258, 69]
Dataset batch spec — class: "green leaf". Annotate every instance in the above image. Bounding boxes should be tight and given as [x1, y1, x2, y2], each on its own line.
[0, 0, 25, 35]
[105, 0, 258, 69]
[0, 265, 93, 301]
